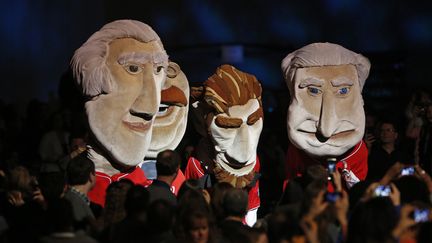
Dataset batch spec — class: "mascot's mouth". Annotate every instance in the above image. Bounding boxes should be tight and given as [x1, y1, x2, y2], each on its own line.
[298, 129, 356, 144]
[122, 120, 151, 133]
[223, 152, 248, 169]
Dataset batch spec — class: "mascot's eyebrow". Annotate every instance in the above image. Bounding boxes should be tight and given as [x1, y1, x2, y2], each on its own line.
[299, 78, 323, 88]
[117, 51, 169, 65]
[215, 107, 263, 128]
[331, 77, 354, 87]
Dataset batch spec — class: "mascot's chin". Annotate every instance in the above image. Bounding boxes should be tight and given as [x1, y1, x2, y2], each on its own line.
[215, 154, 256, 177]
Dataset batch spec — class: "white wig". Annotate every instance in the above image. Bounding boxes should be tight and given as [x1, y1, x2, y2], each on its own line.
[281, 43, 370, 94]
[71, 19, 167, 97]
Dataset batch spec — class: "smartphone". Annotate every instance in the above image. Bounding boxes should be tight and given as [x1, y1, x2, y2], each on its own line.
[401, 166, 415, 176]
[328, 162, 336, 173]
[374, 185, 391, 197]
[327, 158, 337, 173]
[325, 192, 340, 203]
[414, 209, 430, 223]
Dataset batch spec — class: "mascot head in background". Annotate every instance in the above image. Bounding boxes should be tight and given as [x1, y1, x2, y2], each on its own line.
[71, 20, 168, 170]
[282, 43, 370, 158]
[194, 65, 263, 187]
[147, 61, 189, 158]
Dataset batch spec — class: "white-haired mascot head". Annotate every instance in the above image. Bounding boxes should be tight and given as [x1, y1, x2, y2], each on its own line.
[71, 19, 168, 206]
[281, 43, 371, 188]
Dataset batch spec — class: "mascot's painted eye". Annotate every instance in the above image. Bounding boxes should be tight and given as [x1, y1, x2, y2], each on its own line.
[125, 64, 142, 74]
[157, 104, 169, 116]
[307, 87, 321, 96]
[154, 65, 164, 75]
[337, 87, 350, 95]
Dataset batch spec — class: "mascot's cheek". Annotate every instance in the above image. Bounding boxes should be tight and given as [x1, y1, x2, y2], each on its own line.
[210, 126, 237, 151]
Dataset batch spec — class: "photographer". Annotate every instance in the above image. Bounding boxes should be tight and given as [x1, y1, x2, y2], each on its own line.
[417, 102, 432, 175]
[405, 91, 431, 140]
[367, 121, 412, 181]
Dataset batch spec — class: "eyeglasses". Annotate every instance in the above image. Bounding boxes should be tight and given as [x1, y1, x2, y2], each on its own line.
[380, 128, 395, 133]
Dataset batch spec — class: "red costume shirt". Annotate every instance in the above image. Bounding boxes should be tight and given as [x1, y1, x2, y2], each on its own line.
[285, 140, 368, 188]
[184, 156, 261, 211]
[171, 170, 185, 196]
[88, 167, 152, 207]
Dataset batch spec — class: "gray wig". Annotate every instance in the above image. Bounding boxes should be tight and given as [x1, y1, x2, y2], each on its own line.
[281, 43, 370, 94]
[71, 19, 167, 97]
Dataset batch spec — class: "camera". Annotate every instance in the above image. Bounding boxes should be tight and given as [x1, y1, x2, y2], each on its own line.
[327, 158, 337, 174]
[325, 192, 341, 203]
[374, 185, 391, 197]
[413, 209, 430, 223]
[401, 166, 415, 176]
[328, 162, 336, 173]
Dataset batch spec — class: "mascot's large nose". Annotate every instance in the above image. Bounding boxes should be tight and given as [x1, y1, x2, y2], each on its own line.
[228, 124, 252, 163]
[317, 92, 338, 140]
[131, 67, 161, 117]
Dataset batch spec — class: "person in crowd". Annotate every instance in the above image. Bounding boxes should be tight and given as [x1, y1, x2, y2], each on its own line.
[219, 187, 251, 242]
[104, 185, 149, 243]
[38, 171, 67, 206]
[175, 180, 213, 242]
[40, 198, 98, 243]
[96, 179, 134, 235]
[64, 152, 96, 229]
[146, 149, 180, 206]
[367, 120, 412, 181]
[146, 199, 177, 242]
[39, 111, 70, 172]
[347, 197, 400, 243]
[177, 178, 211, 205]
[405, 90, 432, 140]
[175, 201, 219, 243]
[1, 166, 48, 242]
[209, 182, 233, 224]
[417, 101, 432, 175]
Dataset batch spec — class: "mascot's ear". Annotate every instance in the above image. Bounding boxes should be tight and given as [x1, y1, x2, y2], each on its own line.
[166, 62, 180, 79]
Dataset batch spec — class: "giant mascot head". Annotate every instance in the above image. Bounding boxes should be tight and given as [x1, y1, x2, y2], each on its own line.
[147, 61, 189, 158]
[282, 43, 370, 158]
[71, 20, 168, 168]
[195, 65, 263, 187]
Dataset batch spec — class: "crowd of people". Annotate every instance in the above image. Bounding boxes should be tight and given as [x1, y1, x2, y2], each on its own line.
[0, 86, 432, 243]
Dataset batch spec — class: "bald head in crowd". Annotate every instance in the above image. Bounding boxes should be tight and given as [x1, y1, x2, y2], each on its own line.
[156, 150, 181, 177]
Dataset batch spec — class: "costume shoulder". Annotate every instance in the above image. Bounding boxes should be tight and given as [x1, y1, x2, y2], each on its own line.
[184, 156, 205, 179]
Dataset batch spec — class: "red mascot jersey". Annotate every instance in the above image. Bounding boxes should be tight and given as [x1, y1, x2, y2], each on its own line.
[285, 140, 368, 189]
[184, 156, 261, 211]
[171, 170, 185, 196]
[88, 167, 152, 207]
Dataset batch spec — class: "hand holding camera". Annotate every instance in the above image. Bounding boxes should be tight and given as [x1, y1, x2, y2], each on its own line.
[413, 208, 430, 223]
[400, 166, 415, 176]
[364, 183, 400, 206]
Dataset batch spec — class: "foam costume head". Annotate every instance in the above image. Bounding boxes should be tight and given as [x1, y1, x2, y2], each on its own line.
[71, 20, 168, 173]
[193, 65, 263, 187]
[281, 43, 370, 158]
[147, 62, 189, 158]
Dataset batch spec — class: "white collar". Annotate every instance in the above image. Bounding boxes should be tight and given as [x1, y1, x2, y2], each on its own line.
[87, 145, 121, 176]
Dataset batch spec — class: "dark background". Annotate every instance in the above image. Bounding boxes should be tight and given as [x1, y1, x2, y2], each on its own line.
[1, 0, 432, 115]
[2, 0, 432, 215]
